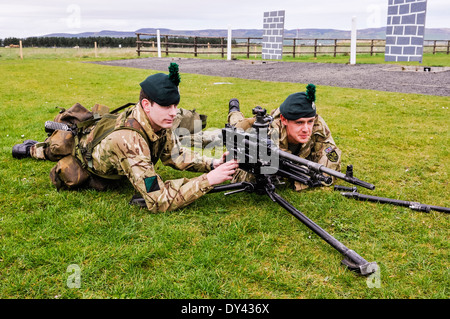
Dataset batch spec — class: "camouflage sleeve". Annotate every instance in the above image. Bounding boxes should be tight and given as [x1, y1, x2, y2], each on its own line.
[159, 131, 214, 173]
[93, 130, 213, 213]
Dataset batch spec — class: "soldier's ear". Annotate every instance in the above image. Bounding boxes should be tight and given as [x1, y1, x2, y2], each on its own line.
[142, 98, 150, 107]
[141, 99, 151, 112]
[280, 114, 289, 126]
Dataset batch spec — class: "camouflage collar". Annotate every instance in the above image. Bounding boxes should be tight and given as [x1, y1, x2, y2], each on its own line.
[132, 103, 168, 142]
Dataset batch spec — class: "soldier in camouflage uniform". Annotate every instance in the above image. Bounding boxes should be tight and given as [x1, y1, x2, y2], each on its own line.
[227, 84, 341, 191]
[12, 63, 238, 212]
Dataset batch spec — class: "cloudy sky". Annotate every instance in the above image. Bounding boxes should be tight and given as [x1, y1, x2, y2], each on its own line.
[1, 0, 448, 38]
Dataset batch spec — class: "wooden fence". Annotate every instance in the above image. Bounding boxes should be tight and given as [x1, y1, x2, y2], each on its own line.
[136, 32, 450, 58]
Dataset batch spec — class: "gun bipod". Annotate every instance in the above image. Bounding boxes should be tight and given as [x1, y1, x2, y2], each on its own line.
[211, 180, 378, 276]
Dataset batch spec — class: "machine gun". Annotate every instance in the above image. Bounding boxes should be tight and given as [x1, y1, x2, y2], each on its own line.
[209, 106, 378, 275]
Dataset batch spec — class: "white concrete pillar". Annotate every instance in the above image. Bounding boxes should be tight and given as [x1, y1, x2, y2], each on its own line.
[350, 16, 357, 65]
[157, 29, 161, 58]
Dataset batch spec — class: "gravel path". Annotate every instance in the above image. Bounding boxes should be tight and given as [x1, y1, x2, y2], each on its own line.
[93, 57, 450, 96]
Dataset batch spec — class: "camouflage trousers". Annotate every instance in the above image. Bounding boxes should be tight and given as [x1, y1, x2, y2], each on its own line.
[176, 111, 246, 148]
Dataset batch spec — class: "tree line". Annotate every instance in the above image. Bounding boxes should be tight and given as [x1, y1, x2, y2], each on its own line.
[1, 36, 233, 48]
[1, 37, 137, 48]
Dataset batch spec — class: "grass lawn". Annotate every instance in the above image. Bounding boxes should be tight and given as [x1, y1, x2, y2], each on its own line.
[0, 48, 449, 300]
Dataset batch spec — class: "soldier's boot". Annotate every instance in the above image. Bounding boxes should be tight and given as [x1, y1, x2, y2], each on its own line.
[12, 140, 38, 159]
[228, 98, 240, 113]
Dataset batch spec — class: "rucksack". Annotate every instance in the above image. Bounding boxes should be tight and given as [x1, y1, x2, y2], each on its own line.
[47, 102, 150, 190]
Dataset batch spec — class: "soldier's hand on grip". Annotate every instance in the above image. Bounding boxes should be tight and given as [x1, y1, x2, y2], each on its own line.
[207, 159, 238, 185]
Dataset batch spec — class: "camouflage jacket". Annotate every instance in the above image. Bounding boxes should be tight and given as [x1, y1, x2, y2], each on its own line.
[79, 103, 214, 212]
[228, 108, 341, 190]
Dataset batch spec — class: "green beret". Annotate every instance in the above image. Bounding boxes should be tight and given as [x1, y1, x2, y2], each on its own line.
[140, 63, 181, 106]
[280, 84, 317, 120]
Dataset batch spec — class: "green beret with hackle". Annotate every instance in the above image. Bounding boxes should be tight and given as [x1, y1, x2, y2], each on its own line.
[140, 63, 181, 106]
[280, 84, 317, 120]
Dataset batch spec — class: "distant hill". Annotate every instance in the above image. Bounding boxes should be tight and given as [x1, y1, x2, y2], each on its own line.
[43, 30, 137, 38]
[43, 27, 450, 40]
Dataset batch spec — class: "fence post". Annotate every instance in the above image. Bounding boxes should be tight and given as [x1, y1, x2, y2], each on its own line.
[136, 33, 141, 57]
[194, 37, 198, 57]
[370, 39, 374, 56]
[447, 40, 450, 54]
[433, 40, 437, 54]
[247, 37, 250, 58]
[293, 38, 296, 58]
[221, 38, 224, 58]
[19, 40, 23, 60]
[314, 39, 318, 57]
[334, 39, 337, 57]
[165, 35, 169, 56]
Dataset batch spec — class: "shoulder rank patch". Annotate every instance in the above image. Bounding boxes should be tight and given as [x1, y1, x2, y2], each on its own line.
[326, 150, 339, 162]
[144, 176, 160, 193]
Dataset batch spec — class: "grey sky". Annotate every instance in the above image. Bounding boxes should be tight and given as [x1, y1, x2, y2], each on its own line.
[0, 0, 448, 38]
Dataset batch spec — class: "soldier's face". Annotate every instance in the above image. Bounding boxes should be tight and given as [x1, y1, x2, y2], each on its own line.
[281, 115, 315, 145]
[142, 99, 178, 132]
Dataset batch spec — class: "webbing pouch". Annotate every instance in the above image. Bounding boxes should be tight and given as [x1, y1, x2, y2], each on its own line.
[50, 155, 90, 190]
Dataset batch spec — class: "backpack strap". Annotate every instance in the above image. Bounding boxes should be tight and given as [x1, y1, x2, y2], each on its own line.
[109, 102, 136, 114]
[75, 107, 151, 180]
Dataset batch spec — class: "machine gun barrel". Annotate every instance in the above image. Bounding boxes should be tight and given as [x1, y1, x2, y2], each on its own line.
[281, 161, 332, 185]
[275, 148, 375, 190]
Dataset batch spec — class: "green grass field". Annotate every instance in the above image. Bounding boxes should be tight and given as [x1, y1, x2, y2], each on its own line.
[0, 48, 449, 299]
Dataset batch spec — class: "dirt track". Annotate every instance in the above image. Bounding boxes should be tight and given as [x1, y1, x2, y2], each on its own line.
[93, 57, 450, 96]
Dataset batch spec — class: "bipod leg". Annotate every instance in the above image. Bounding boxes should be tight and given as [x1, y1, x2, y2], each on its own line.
[266, 189, 378, 276]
